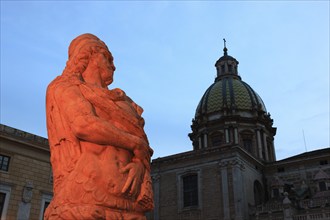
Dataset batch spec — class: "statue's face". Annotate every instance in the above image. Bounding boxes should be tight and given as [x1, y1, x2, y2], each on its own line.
[95, 51, 116, 86]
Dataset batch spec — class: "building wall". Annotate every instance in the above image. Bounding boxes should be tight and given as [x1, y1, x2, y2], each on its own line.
[150, 146, 264, 220]
[0, 124, 52, 220]
[201, 164, 221, 220]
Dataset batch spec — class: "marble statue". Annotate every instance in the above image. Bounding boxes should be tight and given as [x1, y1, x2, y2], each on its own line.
[45, 34, 153, 220]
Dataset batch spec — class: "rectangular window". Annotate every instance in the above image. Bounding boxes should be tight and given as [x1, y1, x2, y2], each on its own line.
[319, 182, 326, 191]
[183, 174, 198, 207]
[272, 188, 279, 197]
[0, 155, 10, 171]
[277, 167, 285, 173]
[0, 192, 6, 217]
[41, 201, 50, 220]
[0, 184, 11, 219]
[39, 194, 52, 220]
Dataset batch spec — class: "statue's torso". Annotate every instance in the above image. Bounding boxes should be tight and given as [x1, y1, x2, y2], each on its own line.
[62, 91, 137, 203]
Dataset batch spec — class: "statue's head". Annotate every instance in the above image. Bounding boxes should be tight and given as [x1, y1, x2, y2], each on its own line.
[63, 33, 115, 85]
[68, 33, 107, 59]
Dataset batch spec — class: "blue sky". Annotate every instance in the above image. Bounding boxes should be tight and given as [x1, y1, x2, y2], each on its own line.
[1, 1, 329, 160]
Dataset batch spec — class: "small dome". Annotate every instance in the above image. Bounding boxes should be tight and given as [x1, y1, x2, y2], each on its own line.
[195, 76, 266, 117]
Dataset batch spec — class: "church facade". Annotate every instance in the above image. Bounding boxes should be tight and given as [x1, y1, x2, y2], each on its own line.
[0, 46, 329, 220]
[147, 46, 330, 220]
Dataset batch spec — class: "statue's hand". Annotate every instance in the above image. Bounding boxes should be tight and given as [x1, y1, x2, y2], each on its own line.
[120, 161, 145, 198]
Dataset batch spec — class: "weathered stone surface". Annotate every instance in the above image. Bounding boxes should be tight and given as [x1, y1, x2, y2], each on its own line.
[45, 33, 153, 220]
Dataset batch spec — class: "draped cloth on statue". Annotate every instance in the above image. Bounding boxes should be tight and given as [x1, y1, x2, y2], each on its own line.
[45, 65, 153, 219]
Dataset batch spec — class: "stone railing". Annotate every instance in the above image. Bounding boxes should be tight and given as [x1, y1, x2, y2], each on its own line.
[253, 211, 330, 220]
[254, 213, 283, 220]
[255, 202, 283, 213]
[251, 199, 330, 220]
[293, 212, 330, 220]
[299, 196, 330, 209]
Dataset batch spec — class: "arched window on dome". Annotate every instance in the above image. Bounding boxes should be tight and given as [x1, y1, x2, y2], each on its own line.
[221, 65, 225, 74]
[240, 130, 255, 154]
[228, 64, 232, 72]
[243, 139, 252, 153]
[210, 132, 224, 147]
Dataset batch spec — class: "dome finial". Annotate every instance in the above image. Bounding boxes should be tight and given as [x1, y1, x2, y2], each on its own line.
[223, 38, 228, 56]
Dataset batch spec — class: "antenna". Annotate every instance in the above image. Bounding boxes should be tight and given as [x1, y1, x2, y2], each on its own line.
[302, 129, 308, 152]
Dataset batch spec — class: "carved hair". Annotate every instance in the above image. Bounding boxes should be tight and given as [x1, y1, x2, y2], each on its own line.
[62, 33, 113, 78]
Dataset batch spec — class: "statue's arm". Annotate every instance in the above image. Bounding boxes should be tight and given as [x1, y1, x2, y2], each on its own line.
[53, 84, 148, 155]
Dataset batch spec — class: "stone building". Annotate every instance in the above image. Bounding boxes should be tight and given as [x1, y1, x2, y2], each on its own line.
[0, 124, 52, 220]
[148, 46, 330, 220]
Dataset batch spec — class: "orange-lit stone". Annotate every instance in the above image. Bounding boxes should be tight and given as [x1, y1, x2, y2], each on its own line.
[45, 34, 153, 220]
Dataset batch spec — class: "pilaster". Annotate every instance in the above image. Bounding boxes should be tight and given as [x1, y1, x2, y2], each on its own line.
[256, 129, 263, 159]
[219, 160, 230, 220]
[152, 174, 160, 220]
[231, 159, 246, 220]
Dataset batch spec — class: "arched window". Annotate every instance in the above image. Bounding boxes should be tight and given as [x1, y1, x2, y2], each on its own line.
[228, 64, 232, 72]
[221, 65, 225, 73]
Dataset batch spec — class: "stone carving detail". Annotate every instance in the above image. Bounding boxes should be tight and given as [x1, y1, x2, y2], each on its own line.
[22, 181, 33, 203]
[230, 159, 245, 170]
[17, 181, 34, 220]
[219, 159, 245, 169]
[45, 34, 153, 220]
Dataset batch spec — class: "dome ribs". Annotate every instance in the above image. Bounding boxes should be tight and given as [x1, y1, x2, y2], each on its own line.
[241, 81, 257, 110]
[201, 84, 215, 116]
[228, 77, 236, 110]
[222, 78, 228, 109]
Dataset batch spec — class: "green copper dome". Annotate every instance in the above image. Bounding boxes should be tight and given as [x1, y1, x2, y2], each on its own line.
[195, 76, 266, 117]
[195, 45, 267, 118]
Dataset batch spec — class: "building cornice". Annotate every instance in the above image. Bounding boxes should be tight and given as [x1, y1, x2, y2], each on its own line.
[0, 124, 49, 152]
[152, 144, 265, 168]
